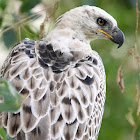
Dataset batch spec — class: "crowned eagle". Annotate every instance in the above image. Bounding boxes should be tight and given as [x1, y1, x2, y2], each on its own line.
[0, 5, 124, 140]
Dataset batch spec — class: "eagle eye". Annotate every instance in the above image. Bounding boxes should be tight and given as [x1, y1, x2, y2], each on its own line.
[97, 18, 107, 26]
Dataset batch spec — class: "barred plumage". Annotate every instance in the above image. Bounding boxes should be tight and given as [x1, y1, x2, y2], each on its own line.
[0, 5, 124, 140]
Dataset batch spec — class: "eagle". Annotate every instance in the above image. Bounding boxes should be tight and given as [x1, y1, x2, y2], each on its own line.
[0, 5, 124, 140]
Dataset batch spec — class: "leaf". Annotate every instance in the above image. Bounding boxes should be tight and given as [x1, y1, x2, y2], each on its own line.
[0, 127, 12, 140]
[2, 26, 17, 49]
[116, 65, 125, 93]
[20, 0, 41, 13]
[0, 0, 6, 10]
[0, 78, 22, 139]
[0, 16, 2, 27]
[0, 77, 22, 112]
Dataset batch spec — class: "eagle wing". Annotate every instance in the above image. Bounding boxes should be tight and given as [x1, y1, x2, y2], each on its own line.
[0, 38, 106, 140]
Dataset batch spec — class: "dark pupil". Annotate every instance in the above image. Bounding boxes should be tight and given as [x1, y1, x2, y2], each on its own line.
[99, 19, 104, 25]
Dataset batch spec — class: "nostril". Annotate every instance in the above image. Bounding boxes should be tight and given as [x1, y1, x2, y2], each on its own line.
[112, 29, 118, 34]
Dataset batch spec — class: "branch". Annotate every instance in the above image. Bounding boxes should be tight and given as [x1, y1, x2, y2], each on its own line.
[134, 0, 139, 54]
[129, 117, 140, 140]
[0, 2, 58, 36]
[36, 1, 60, 45]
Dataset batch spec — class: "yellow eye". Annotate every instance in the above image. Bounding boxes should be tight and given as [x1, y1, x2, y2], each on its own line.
[97, 18, 106, 26]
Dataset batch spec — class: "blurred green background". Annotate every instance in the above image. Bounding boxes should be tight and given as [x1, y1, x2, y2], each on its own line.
[0, 0, 140, 140]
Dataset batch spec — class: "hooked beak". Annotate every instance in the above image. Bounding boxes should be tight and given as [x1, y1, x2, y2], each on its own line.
[98, 26, 125, 48]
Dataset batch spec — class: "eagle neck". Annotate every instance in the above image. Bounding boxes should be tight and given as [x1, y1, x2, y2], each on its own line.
[44, 28, 92, 55]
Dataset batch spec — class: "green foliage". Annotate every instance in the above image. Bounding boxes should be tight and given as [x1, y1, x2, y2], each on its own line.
[0, 0, 6, 28]
[0, 77, 22, 139]
[2, 26, 17, 49]
[0, 0, 6, 10]
[0, 0, 139, 140]
[0, 77, 22, 112]
[20, 0, 41, 12]
[0, 17, 2, 28]
[0, 128, 12, 140]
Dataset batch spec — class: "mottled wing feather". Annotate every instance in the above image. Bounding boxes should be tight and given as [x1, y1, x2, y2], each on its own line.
[25, 115, 51, 140]
[0, 39, 51, 139]
[47, 50, 106, 139]
[7, 112, 21, 137]
[0, 38, 106, 140]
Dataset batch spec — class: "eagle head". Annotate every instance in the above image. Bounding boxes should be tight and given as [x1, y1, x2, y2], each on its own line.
[56, 5, 124, 48]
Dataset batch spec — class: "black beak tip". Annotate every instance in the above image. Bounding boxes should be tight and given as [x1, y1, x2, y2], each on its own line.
[110, 27, 125, 49]
[117, 40, 124, 49]
[117, 32, 125, 49]
[117, 45, 122, 49]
